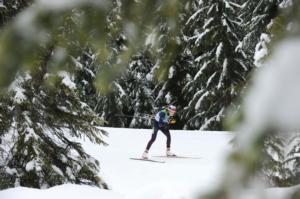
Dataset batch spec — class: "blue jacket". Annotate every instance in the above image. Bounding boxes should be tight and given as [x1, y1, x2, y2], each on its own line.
[154, 109, 169, 126]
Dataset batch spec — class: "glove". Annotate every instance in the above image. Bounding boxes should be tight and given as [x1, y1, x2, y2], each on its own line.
[169, 119, 176, 124]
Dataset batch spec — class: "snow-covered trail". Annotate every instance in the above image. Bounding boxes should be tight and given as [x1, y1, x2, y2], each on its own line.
[81, 128, 234, 199]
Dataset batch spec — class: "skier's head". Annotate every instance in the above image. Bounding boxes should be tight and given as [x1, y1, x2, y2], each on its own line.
[167, 105, 176, 116]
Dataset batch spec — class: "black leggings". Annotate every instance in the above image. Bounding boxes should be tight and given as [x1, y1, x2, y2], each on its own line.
[146, 121, 171, 150]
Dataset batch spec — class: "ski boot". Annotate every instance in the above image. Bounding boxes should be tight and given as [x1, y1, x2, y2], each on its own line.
[142, 151, 149, 159]
[166, 148, 176, 157]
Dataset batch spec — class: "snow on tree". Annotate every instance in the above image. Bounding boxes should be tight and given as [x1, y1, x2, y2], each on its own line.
[73, 47, 98, 110]
[92, 0, 129, 127]
[182, 0, 252, 130]
[285, 133, 300, 186]
[200, 2, 300, 198]
[259, 134, 292, 186]
[140, 1, 191, 129]
[238, 0, 282, 67]
[94, 0, 187, 128]
[0, 0, 32, 27]
[125, 52, 155, 128]
[0, 0, 112, 189]
[0, 69, 108, 189]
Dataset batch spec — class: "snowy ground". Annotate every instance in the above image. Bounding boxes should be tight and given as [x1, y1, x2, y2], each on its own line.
[0, 128, 233, 199]
[1, 127, 297, 199]
[84, 128, 234, 199]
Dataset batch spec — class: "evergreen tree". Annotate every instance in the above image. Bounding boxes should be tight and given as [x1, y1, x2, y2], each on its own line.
[201, 1, 300, 198]
[0, 61, 107, 189]
[285, 133, 300, 185]
[0, 0, 32, 27]
[238, 0, 282, 67]
[273, 0, 300, 187]
[94, 0, 187, 128]
[73, 46, 99, 110]
[93, 0, 129, 127]
[182, 0, 251, 130]
[125, 52, 155, 128]
[142, 0, 191, 129]
[248, 0, 296, 187]
[0, 1, 111, 189]
[259, 134, 292, 186]
[96, 80, 129, 127]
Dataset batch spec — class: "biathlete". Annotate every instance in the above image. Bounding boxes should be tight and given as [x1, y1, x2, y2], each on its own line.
[142, 105, 177, 159]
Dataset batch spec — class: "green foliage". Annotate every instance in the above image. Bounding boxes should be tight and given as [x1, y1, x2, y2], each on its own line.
[0, 1, 109, 88]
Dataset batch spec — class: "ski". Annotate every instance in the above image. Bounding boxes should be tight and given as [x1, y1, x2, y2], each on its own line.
[153, 155, 201, 159]
[130, 158, 165, 163]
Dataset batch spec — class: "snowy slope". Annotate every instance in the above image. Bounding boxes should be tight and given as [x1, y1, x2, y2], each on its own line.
[6, 127, 298, 199]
